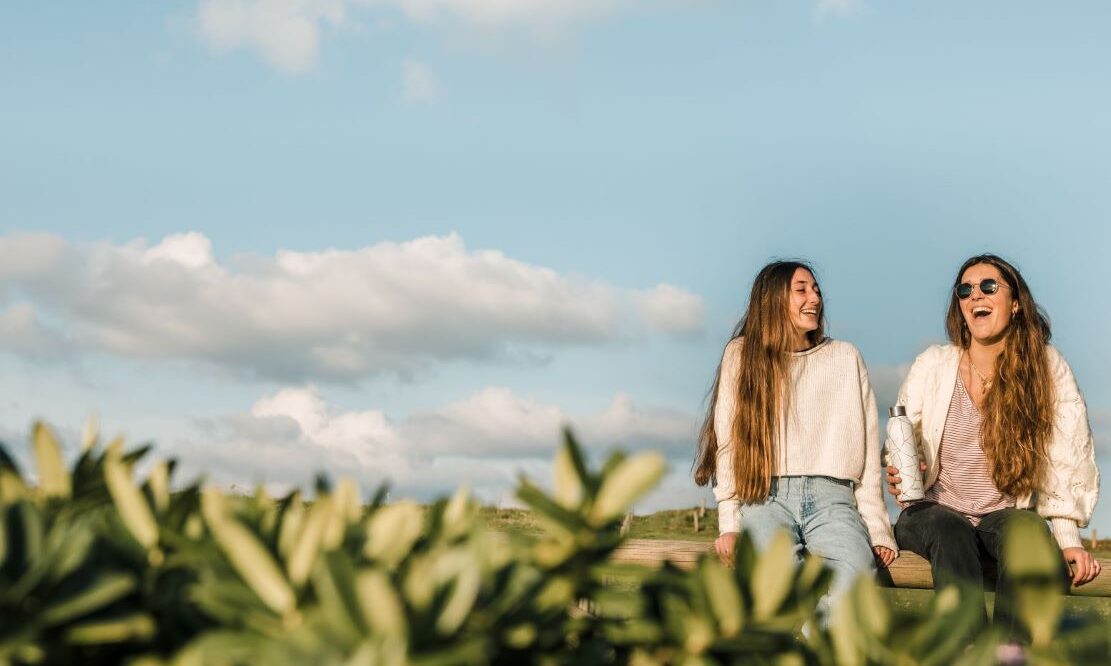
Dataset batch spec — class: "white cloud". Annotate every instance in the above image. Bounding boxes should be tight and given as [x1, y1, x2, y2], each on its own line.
[196, 0, 348, 74]
[404, 388, 696, 458]
[382, 0, 626, 30]
[634, 283, 705, 338]
[401, 58, 442, 103]
[190, 1, 853, 75]
[0, 304, 72, 359]
[0, 231, 703, 381]
[191, 0, 629, 74]
[172, 385, 698, 505]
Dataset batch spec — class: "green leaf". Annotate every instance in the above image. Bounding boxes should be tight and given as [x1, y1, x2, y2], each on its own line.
[1002, 512, 1065, 648]
[699, 557, 744, 636]
[104, 444, 159, 551]
[64, 613, 156, 644]
[795, 553, 828, 593]
[1016, 583, 1065, 649]
[311, 550, 364, 642]
[680, 614, 716, 655]
[148, 461, 170, 516]
[286, 496, 331, 588]
[9, 501, 44, 571]
[356, 569, 408, 637]
[515, 480, 585, 536]
[828, 601, 865, 666]
[0, 443, 26, 504]
[364, 501, 423, 568]
[0, 441, 23, 477]
[851, 576, 890, 639]
[402, 554, 437, 611]
[1003, 513, 1060, 578]
[80, 413, 99, 452]
[32, 422, 71, 499]
[39, 573, 136, 625]
[553, 437, 585, 510]
[277, 491, 304, 559]
[436, 559, 481, 635]
[440, 486, 474, 540]
[45, 519, 95, 583]
[561, 428, 594, 488]
[0, 469, 28, 504]
[751, 529, 797, 620]
[201, 488, 296, 615]
[321, 493, 347, 551]
[589, 452, 666, 525]
[334, 478, 362, 524]
[908, 584, 985, 665]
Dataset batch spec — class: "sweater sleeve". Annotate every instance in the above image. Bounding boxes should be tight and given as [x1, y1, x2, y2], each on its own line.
[887, 348, 933, 474]
[714, 339, 742, 534]
[853, 349, 899, 553]
[1037, 347, 1100, 550]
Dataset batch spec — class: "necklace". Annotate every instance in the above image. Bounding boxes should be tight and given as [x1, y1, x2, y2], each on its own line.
[967, 354, 993, 392]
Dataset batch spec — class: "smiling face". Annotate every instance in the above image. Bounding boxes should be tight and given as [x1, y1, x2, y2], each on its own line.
[787, 267, 822, 342]
[958, 263, 1018, 346]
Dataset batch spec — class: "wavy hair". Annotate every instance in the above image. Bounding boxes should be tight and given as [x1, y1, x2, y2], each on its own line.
[945, 254, 1054, 498]
[693, 261, 825, 503]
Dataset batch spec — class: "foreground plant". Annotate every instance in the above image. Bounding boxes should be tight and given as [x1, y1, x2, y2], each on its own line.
[0, 421, 1106, 665]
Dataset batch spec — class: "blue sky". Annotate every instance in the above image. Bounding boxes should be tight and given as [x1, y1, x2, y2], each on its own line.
[1, 1, 1109, 535]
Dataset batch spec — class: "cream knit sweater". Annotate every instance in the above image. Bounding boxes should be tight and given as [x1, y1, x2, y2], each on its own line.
[713, 338, 897, 553]
[895, 344, 1099, 550]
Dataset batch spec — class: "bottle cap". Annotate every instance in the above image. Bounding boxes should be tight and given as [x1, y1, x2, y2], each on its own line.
[889, 405, 907, 417]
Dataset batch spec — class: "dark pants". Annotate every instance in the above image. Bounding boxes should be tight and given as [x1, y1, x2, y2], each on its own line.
[894, 502, 1069, 638]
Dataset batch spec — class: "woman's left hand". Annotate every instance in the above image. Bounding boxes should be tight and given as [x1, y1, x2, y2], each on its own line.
[1063, 547, 1102, 586]
[873, 546, 896, 568]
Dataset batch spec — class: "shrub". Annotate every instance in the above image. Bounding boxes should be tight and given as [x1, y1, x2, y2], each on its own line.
[0, 422, 1107, 664]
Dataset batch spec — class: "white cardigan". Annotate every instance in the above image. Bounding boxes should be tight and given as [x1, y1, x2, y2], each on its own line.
[714, 338, 897, 553]
[895, 344, 1099, 550]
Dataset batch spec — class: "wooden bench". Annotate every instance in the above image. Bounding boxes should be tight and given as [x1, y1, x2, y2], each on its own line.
[610, 538, 1111, 597]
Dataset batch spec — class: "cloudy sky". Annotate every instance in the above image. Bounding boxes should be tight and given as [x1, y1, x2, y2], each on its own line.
[2, 1, 1109, 534]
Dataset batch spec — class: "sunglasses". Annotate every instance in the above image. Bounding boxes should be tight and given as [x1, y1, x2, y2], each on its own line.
[955, 278, 1012, 300]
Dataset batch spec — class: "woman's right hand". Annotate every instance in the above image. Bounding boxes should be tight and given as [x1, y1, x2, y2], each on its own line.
[715, 532, 739, 567]
[886, 462, 927, 506]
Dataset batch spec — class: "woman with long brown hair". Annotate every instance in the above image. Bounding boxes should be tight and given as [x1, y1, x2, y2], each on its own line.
[694, 260, 896, 619]
[886, 254, 1100, 632]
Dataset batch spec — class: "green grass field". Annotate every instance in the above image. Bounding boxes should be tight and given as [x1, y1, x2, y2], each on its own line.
[483, 506, 1111, 619]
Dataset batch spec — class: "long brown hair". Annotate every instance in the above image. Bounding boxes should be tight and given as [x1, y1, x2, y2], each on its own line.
[693, 261, 826, 503]
[945, 254, 1054, 497]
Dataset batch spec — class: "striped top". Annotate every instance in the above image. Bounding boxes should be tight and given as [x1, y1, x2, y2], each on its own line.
[923, 371, 1015, 524]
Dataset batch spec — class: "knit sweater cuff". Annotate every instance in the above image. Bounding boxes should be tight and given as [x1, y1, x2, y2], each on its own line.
[718, 499, 741, 534]
[1050, 518, 1082, 550]
[869, 531, 899, 555]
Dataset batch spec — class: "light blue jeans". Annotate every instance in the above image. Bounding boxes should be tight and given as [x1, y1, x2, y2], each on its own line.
[739, 476, 875, 619]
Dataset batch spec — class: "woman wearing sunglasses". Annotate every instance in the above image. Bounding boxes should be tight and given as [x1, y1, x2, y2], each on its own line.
[887, 254, 1100, 631]
[695, 260, 896, 620]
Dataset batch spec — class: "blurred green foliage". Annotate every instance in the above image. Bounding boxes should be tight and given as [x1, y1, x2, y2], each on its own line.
[0, 422, 1107, 664]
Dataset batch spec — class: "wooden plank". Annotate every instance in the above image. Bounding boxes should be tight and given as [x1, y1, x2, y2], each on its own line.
[609, 538, 1111, 598]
